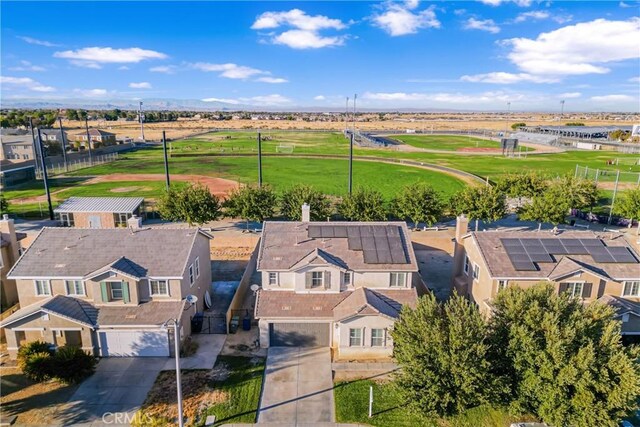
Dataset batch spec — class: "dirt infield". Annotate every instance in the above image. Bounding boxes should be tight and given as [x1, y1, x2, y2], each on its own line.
[89, 174, 239, 197]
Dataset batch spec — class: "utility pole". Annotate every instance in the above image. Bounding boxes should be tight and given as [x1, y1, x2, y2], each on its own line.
[345, 96, 349, 135]
[58, 117, 69, 172]
[29, 117, 40, 176]
[36, 128, 54, 220]
[560, 100, 565, 117]
[139, 101, 145, 141]
[84, 117, 94, 166]
[608, 169, 620, 225]
[353, 93, 357, 136]
[162, 131, 170, 191]
[348, 133, 354, 194]
[257, 132, 263, 187]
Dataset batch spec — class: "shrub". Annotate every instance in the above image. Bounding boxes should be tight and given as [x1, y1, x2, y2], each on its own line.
[52, 346, 97, 384]
[180, 336, 199, 357]
[17, 340, 54, 361]
[22, 352, 54, 382]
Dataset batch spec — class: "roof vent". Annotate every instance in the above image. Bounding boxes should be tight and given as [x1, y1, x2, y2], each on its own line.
[54, 263, 66, 268]
[125, 314, 137, 319]
[282, 305, 292, 311]
[313, 306, 323, 311]
[273, 256, 282, 261]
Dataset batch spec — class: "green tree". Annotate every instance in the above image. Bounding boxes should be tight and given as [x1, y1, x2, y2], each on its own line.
[391, 182, 444, 228]
[511, 122, 526, 130]
[615, 187, 640, 234]
[280, 184, 332, 221]
[494, 172, 548, 200]
[554, 175, 599, 211]
[565, 122, 585, 126]
[223, 185, 277, 228]
[157, 183, 221, 226]
[66, 109, 79, 120]
[450, 186, 506, 231]
[488, 284, 640, 427]
[0, 194, 9, 216]
[338, 188, 387, 221]
[518, 184, 570, 230]
[392, 293, 502, 417]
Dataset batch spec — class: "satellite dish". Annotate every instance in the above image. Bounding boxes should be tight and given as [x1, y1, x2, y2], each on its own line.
[204, 291, 212, 309]
[185, 294, 198, 305]
[250, 284, 260, 293]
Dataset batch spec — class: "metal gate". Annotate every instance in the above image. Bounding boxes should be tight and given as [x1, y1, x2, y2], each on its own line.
[269, 322, 330, 347]
[192, 314, 227, 334]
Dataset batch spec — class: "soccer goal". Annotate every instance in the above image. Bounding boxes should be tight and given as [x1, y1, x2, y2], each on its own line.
[276, 144, 295, 154]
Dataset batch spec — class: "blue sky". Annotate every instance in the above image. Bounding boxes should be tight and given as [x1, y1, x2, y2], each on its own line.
[1, 1, 639, 111]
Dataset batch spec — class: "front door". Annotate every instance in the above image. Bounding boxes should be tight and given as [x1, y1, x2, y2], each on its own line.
[88, 215, 101, 228]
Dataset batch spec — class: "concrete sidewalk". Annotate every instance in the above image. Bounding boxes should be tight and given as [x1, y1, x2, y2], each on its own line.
[162, 334, 226, 371]
[258, 347, 334, 424]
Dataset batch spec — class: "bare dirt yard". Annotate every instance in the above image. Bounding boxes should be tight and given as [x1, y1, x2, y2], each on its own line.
[89, 174, 239, 198]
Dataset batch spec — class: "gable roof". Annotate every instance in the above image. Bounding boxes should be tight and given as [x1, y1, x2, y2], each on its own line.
[8, 227, 210, 279]
[54, 197, 144, 214]
[598, 294, 640, 318]
[0, 295, 98, 328]
[547, 257, 612, 282]
[86, 257, 148, 280]
[290, 248, 348, 271]
[333, 288, 417, 321]
[258, 221, 418, 272]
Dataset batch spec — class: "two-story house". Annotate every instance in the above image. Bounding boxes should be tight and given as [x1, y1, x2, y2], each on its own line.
[72, 129, 116, 149]
[0, 227, 212, 358]
[255, 215, 421, 360]
[451, 215, 640, 335]
[1, 215, 28, 310]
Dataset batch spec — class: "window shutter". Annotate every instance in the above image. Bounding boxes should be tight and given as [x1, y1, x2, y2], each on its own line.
[100, 282, 108, 302]
[582, 283, 593, 299]
[558, 282, 568, 294]
[305, 272, 312, 289]
[324, 271, 331, 289]
[122, 282, 130, 303]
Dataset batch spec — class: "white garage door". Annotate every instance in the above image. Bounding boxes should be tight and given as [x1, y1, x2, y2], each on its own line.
[98, 330, 169, 357]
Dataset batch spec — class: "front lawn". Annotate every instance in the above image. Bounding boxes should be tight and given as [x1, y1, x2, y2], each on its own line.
[137, 356, 265, 426]
[335, 379, 537, 427]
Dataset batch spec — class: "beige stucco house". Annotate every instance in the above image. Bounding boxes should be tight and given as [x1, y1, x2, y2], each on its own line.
[53, 197, 145, 228]
[0, 227, 212, 358]
[1, 216, 28, 311]
[451, 215, 640, 335]
[255, 216, 421, 360]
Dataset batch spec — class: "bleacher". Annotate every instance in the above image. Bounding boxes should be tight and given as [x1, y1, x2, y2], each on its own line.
[511, 132, 559, 145]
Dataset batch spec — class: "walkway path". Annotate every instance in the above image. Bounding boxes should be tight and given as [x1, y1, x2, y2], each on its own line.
[258, 347, 334, 424]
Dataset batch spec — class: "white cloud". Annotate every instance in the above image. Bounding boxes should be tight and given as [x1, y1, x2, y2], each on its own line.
[118, 66, 130, 70]
[464, 18, 500, 34]
[17, 36, 60, 47]
[255, 77, 288, 84]
[314, 95, 326, 101]
[73, 88, 109, 97]
[202, 97, 242, 105]
[149, 65, 177, 74]
[514, 11, 572, 24]
[8, 60, 46, 72]
[0, 76, 55, 92]
[241, 94, 293, 106]
[273, 30, 346, 49]
[559, 92, 582, 99]
[590, 94, 635, 102]
[629, 76, 640, 83]
[461, 72, 558, 83]
[252, 9, 348, 49]
[362, 90, 522, 104]
[371, 2, 440, 36]
[479, 0, 532, 6]
[54, 47, 167, 69]
[619, 1, 635, 8]
[190, 62, 265, 79]
[129, 82, 152, 89]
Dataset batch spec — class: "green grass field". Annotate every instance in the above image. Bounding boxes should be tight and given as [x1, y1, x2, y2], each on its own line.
[388, 134, 533, 152]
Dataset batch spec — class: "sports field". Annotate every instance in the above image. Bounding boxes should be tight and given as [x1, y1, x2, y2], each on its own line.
[387, 134, 534, 152]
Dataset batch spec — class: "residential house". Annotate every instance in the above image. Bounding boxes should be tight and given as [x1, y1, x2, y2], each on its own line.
[451, 215, 640, 334]
[255, 208, 421, 360]
[1, 135, 34, 162]
[54, 197, 145, 228]
[0, 227, 212, 358]
[1, 215, 28, 310]
[72, 129, 116, 149]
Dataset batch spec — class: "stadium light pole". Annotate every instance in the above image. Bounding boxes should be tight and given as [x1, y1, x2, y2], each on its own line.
[84, 117, 94, 166]
[29, 117, 40, 176]
[162, 131, 171, 191]
[348, 133, 354, 194]
[353, 93, 357, 135]
[345, 97, 349, 135]
[560, 100, 565, 117]
[58, 117, 69, 172]
[257, 132, 263, 187]
[36, 128, 55, 220]
[139, 101, 145, 141]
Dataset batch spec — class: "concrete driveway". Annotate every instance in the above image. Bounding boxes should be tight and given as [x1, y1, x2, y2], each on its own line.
[55, 357, 165, 426]
[258, 347, 334, 424]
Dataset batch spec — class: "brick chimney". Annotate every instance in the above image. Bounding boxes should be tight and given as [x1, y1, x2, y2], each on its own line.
[455, 214, 469, 244]
[301, 203, 310, 223]
[0, 215, 20, 264]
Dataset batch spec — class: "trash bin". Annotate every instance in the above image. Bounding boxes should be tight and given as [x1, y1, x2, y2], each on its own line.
[242, 316, 251, 331]
[570, 219, 576, 226]
[230, 315, 240, 334]
[191, 313, 204, 333]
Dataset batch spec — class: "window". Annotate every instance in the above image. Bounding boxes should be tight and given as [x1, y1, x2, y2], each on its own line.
[268, 272, 278, 286]
[35, 280, 51, 296]
[342, 272, 352, 287]
[564, 282, 584, 298]
[65, 280, 85, 296]
[189, 265, 194, 286]
[390, 272, 406, 288]
[195, 257, 200, 278]
[113, 213, 131, 227]
[497, 280, 507, 292]
[371, 329, 385, 347]
[623, 281, 640, 297]
[472, 264, 480, 280]
[110, 282, 123, 300]
[464, 256, 470, 275]
[150, 280, 168, 296]
[311, 271, 323, 288]
[59, 213, 74, 227]
[349, 328, 362, 347]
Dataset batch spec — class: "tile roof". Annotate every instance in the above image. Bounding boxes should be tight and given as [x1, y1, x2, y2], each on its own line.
[87, 257, 148, 280]
[0, 295, 97, 328]
[255, 288, 418, 320]
[8, 227, 209, 279]
[54, 197, 144, 214]
[470, 230, 640, 280]
[258, 221, 418, 272]
[598, 294, 640, 317]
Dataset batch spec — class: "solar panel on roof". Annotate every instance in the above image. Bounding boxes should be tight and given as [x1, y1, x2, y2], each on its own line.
[333, 226, 348, 238]
[512, 260, 537, 271]
[363, 250, 378, 264]
[591, 252, 615, 263]
[386, 226, 400, 236]
[607, 247, 639, 263]
[501, 238, 522, 246]
[580, 239, 604, 247]
[347, 226, 361, 237]
[321, 227, 335, 238]
[527, 246, 548, 254]
[377, 250, 393, 264]
[361, 236, 376, 249]
[391, 250, 407, 264]
[308, 225, 322, 238]
[372, 226, 387, 236]
[528, 253, 554, 263]
[348, 236, 363, 251]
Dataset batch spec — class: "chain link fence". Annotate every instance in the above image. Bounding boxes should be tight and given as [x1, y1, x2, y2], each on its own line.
[35, 152, 119, 178]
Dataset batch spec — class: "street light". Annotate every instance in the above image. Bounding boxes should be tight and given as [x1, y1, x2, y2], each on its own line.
[163, 318, 184, 427]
